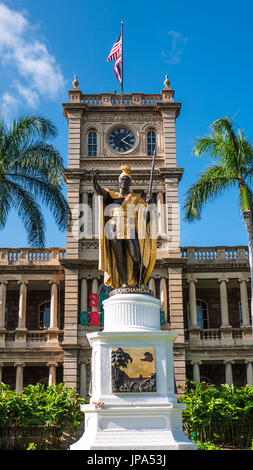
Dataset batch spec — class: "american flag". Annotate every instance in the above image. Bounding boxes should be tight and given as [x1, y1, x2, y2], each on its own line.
[107, 33, 122, 62]
[114, 56, 122, 83]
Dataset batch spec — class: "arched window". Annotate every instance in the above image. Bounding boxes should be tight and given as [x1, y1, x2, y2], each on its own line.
[87, 130, 97, 156]
[39, 301, 50, 330]
[187, 299, 209, 329]
[146, 130, 156, 156]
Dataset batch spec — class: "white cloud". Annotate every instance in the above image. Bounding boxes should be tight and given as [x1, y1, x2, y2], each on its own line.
[162, 30, 190, 65]
[15, 83, 39, 108]
[1, 92, 20, 120]
[0, 2, 65, 113]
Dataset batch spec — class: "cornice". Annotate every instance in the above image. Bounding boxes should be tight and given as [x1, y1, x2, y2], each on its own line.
[64, 167, 184, 181]
[62, 101, 182, 118]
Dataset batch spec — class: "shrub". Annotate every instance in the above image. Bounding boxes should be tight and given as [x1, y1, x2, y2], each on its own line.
[178, 380, 253, 448]
[0, 382, 87, 449]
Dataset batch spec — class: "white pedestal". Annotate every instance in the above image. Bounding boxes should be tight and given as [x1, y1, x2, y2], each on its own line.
[71, 294, 196, 450]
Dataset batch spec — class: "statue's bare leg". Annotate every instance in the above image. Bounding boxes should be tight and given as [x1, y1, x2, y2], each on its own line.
[125, 236, 143, 284]
[109, 238, 128, 286]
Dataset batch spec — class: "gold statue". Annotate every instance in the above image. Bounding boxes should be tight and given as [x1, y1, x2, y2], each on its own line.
[92, 165, 157, 289]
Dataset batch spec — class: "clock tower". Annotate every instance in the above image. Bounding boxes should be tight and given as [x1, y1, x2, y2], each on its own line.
[62, 75, 185, 396]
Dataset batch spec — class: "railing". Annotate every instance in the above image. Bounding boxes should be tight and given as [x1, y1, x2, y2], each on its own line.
[181, 246, 249, 263]
[81, 93, 164, 106]
[3, 330, 64, 345]
[185, 327, 249, 344]
[26, 331, 48, 342]
[0, 248, 66, 265]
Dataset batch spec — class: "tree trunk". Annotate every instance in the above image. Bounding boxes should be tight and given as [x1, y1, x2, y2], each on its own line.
[243, 209, 253, 327]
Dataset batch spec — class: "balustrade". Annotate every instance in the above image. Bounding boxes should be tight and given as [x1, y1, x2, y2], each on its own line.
[81, 93, 163, 106]
[2, 329, 63, 345]
[0, 248, 66, 265]
[181, 246, 249, 263]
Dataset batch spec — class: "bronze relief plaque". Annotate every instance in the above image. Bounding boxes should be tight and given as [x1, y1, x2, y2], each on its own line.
[111, 347, 156, 393]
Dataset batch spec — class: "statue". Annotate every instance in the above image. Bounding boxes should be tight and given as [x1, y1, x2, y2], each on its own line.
[91, 165, 157, 290]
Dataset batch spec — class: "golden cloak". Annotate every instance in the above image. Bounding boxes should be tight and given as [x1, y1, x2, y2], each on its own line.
[99, 189, 157, 289]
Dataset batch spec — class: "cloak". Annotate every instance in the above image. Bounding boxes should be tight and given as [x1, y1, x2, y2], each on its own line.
[98, 189, 157, 288]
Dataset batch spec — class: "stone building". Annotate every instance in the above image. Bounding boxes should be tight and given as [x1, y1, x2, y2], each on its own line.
[0, 77, 252, 396]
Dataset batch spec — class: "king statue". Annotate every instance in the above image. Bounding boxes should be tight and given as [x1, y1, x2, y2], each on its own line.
[91, 165, 157, 290]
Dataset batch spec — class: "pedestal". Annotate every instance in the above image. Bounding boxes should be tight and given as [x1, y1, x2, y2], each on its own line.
[71, 293, 196, 450]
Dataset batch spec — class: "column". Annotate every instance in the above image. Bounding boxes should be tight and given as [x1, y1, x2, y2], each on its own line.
[17, 281, 28, 330]
[0, 281, 8, 329]
[15, 362, 25, 394]
[47, 362, 58, 386]
[91, 278, 99, 312]
[92, 192, 99, 239]
[47, 281, 60, 344]
[191, 361, 201, 383]
[49, 281, 60, 329]
[245, 360, 253, 387]
[82, 192, 93, 238]
[159, 277, 168, 325]
[224, 360, 234, 385]
[148, 277, 156, 296]
[187, 279, 198, 327]
[80, 278, 88, 312]
[157, 191, 166, 237]
[239, 278, 250, 326]
[218, 278, 230, 327]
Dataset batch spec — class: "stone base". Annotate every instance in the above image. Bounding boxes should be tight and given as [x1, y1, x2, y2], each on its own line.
[71, 293, 196, 451]
[71, 404, 196, 450]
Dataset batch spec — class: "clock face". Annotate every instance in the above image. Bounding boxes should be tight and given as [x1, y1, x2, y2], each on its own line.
[108, 128, 135, 153]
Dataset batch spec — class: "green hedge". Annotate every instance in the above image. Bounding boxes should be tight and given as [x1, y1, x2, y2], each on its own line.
[0, 382, 87, 449]
[178, 380, 253, 448]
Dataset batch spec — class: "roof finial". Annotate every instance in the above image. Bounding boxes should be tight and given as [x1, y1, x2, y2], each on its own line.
[163, 74, 170, 89]
[72, 75, 79, 89]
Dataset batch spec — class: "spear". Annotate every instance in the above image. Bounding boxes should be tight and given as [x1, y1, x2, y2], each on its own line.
[138, 146, 157, 287]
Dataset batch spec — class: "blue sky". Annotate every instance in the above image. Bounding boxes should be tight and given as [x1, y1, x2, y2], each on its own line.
[0, 0, 253, 248]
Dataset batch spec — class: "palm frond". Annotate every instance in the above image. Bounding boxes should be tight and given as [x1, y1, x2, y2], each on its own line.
[6, 173, 71, 231]
[6, 179, 46, 247]
[7, 140, 65, 185]
[0, 180, 12, 229]
[183, 164, 236, 222]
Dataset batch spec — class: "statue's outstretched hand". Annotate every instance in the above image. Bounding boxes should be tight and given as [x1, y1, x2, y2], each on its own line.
[91, 168, 99, 183]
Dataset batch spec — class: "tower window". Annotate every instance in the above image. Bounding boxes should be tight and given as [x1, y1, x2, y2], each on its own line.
[87, 130, 97, 156]
[147, 130, 156, 156]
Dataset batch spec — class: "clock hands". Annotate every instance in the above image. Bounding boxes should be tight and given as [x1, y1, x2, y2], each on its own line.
[120, 133, 132, 147]
[109, 129, 135, 152]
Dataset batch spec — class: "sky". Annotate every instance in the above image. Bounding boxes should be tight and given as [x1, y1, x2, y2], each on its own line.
[0, 0, 253, 248]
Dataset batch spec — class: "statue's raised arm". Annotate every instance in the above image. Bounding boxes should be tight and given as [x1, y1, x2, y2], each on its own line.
[91, 168, 110, 200]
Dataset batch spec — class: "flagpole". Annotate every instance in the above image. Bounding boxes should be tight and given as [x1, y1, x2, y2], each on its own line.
[138, 146, 157, 288]
[121, 20, 123, 100]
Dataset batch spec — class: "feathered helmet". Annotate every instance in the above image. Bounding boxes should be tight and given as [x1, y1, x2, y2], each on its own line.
[118, 165, 132, 181]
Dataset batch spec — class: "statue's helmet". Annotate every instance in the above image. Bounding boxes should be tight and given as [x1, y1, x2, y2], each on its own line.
[119, 165, 132, 181]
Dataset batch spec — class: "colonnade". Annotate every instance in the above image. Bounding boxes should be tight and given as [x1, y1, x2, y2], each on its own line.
[187, 277, 253, 386]
[187, 277, 251, 328]
[191, 359, 253, 387]
[0, 361, 59, 394]
[0, 280, 60, 336]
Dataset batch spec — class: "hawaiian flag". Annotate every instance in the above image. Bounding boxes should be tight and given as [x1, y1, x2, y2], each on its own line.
[107, 33, 122, 83]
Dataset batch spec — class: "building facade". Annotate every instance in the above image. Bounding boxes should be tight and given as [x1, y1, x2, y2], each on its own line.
[0, 77, 252, 396]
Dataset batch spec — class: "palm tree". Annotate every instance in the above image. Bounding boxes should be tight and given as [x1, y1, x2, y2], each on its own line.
[183, 116, 253, 324]
[0, 113, 71, 247]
